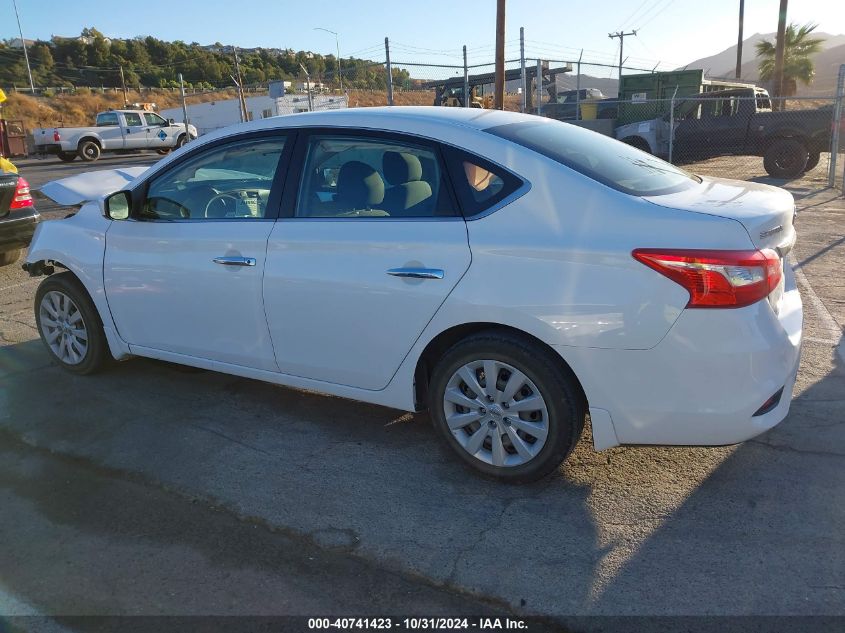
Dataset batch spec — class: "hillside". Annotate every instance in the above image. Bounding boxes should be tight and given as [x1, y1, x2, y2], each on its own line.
[682, 31, 845, 94]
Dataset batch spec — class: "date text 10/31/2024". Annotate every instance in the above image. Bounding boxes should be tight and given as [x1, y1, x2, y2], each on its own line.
[307, 618, 529, 630]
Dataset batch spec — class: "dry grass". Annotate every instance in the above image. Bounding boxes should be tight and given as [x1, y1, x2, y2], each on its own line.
[1, 88, 240, 131]
[2, 87, 525, 134]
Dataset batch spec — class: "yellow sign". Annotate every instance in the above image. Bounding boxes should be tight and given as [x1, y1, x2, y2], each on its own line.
[0, 88, 6, 104]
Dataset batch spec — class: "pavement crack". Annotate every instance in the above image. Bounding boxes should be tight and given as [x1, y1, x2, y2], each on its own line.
[748, 439, 845, 459]
[184, 422, 274, 457]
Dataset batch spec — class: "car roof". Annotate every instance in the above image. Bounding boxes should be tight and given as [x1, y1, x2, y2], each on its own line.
[196, 106, 538, 146]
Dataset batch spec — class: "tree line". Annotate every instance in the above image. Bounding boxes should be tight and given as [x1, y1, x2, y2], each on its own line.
[0, 28, 412, 91]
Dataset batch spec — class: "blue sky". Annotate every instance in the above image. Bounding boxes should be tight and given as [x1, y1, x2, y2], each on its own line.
[1, 0, 842, 72]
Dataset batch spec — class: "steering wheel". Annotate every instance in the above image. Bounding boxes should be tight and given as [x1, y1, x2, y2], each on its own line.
[204, 192, 241, 218]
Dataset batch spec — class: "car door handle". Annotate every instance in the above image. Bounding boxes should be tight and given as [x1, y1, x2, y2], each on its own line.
[213, 256, 256, 267]
[386, 267, 444, 280]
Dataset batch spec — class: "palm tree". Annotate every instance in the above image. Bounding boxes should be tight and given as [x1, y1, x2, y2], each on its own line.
[755, 22, 825, 97]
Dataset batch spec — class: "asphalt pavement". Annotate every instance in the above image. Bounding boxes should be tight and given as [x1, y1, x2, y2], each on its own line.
[0, 154, 843, 630]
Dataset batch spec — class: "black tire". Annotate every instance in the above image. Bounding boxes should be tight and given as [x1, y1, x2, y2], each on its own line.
[0, 249, 21, 267]
[78, 140, 101, 162]
[763, 138, 808, 178]
[428, 330, 585, 483]
[175, 134, 188, 149]
[804, 151, 821, 172]
[620, 136, 652, 154]
[57, 151, 77, 162]
[34, 272, 109, 375]
[156, 148, 171, 155]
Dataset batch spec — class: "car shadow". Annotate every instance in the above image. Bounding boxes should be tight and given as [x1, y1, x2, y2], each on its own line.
[588, 340, 845, 617]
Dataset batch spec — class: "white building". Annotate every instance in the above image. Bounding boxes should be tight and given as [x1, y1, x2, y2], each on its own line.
[160, 93, 348, 137]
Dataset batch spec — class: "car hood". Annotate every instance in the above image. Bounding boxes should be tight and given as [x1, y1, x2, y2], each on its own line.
[644, 176, 796, 253]
[39, 166, 149, 206]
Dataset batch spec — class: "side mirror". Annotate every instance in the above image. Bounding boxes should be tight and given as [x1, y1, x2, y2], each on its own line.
[105, 190, 131, 220]
[168, 118, 175, 125]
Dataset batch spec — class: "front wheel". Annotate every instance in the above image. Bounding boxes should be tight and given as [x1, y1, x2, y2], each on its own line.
[175, 134, 188, 149]
[35, 272, 109, 375]
[428, 331, 585, 483]
[156, 148, 171, 155]
[764, 138, 808, 178]
[57, 151, 77, 162]
[804, 151, 821, 172]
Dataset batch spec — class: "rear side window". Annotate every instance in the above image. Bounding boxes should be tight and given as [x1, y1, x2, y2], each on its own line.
[123, 112, 143, 126]
[442, 147, 524, 218]
[96, 112, 119, 127]
[485, 119, 698, 197]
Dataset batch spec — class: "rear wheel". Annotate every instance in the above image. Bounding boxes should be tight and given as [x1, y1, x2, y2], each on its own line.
[804, 151, 821, 172]
[0, 249, 21, 267]
[78, 140, 101, 162]
[57, 151, 77, 163]
[156, 148, 171, 155]
[428, 331, 585, 483]
[34, 272, 109, 375]
[764, 138, 808, 178]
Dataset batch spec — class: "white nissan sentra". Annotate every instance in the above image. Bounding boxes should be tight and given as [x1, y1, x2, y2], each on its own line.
[24, 107, 802, 482]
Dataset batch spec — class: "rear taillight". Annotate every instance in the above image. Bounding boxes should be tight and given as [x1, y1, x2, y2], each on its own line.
[9, 177, 34, 210]
[632, 248, 782, 308]
[53, 129, 61, 142]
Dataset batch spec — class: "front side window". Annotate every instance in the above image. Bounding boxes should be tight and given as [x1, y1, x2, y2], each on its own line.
[142, 137, 287, 220]
[144, 112, 167, 126]
[123, 112, 143, 126]
[486, 118, 698, 197]
[96, 112, 119, 127]
[295, 135, 454, 218]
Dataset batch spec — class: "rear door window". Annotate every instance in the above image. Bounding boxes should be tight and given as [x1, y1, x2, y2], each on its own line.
[123, 112, 143, 126]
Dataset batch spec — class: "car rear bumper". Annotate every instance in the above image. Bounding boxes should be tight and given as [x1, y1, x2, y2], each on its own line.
[558, 263, 803, 448]
[35, 144, 62, 154]
[0, 208, 41, 251]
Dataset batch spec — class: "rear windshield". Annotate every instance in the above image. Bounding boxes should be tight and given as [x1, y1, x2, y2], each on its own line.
[485, 119, 699, 197]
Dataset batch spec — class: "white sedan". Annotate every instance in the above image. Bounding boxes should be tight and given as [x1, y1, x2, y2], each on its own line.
[24, 107, 802, 482]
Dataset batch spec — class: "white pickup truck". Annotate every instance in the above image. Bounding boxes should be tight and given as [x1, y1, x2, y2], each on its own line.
[33, 110, 198, 163]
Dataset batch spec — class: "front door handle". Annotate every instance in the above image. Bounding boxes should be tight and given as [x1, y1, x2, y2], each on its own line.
[213, 256, 256, 267]
[387, 267, 444, 280]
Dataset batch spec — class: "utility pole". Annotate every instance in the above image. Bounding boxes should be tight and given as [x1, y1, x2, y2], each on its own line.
[233, 47, 248, 122]
[11, 0, 35, 93]
[608, 30, 637, 81]
[735, 0, 745, 78]
[773, 0, 788, 107]
[384, 37, 394, 106]
[494, 0, 506, 110]
[299, 63, 313, 111]
[120, 66, 129, 105]
[519, 27, 526, 113]
[178, 73, 190, 145]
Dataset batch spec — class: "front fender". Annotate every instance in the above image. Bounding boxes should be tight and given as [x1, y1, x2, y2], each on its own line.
[25, 204, 131, 360]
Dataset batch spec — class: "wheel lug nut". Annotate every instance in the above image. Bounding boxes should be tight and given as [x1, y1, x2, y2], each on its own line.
[503, 418, 511, 425]
[486, 395, 494, 402]
[502, 402, 509, 409]
[479, 407, 486, 415]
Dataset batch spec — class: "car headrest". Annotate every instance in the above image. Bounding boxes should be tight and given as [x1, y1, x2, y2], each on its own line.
[336, 161, 384, 208]
[383, 151, 423, 185]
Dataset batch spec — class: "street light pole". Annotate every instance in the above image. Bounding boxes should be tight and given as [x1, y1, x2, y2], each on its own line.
[314, 27, 343, 92]
[11, 0, 36, 93]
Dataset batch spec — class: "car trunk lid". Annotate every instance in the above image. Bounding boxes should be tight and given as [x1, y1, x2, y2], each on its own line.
[643, 175, 796, 254]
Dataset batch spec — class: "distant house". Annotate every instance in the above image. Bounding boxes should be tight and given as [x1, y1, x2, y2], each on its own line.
[8, 38, 36, 48]
[51, 34, 111, 46]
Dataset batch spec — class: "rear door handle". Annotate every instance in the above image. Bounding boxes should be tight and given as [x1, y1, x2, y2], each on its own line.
[387, 267, 444, 280]
[213, 256, 256, 267]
